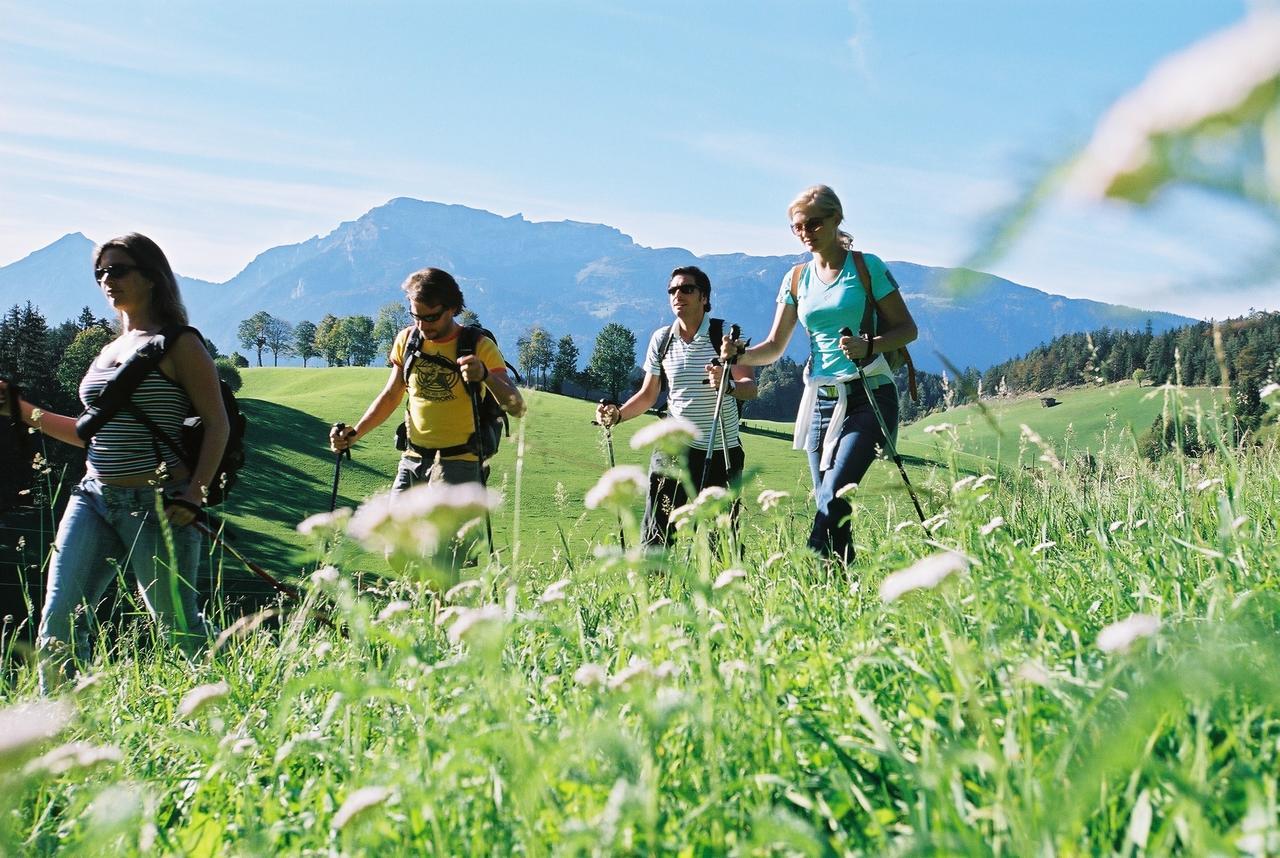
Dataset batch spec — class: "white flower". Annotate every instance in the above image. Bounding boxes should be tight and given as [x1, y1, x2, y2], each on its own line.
[973, 474, 996, 490]
[376, 601, 413, 622]
[446, 604, 505, 645]
[756, 489, 790, 512]
[608, 658, 652, 690]
[538, 578, 571, 603]
[332, 786, 391, 831]
[1030, 541, 1056, 555]
[713, 568, 747, 591]
[348, 483, 498, 554]
[1260, 382, 1280, 401]
[1108, 520, 1125, 533]
[629, 417, 698, 450]
[1015, 660, 1053, 687]
[923, 422, 954, 435]
[584, 466, 647, 510]
[880, 551, 970, 604]
[646, 598, 674, 615]
[297, 508, 351, 535]
[0, 700, 72, 764]
[178, 681, 230, 718]
[25, 741, 123, 776]
[1097, 613, 1161, 653]
[311, 565, 340, 585]
[574, 663, 607, 687]
[718, 659, 750, 681]
[979, 516, 1005, 536]
[1195, 477, 1223, 492]
[952, 475, 977, 492]
[835, 482, 859, 499]
[1067, 11, 1280, 202]
[694, 485, 729, 508]
[444, 579, 483, 602]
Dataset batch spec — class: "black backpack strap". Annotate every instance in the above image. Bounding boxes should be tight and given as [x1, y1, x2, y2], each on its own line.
[708, 318, 724, 355]
[656, 322, 679, 390]
[456, 324, 479, 358]
[401, 326, 424, 386]
[74, 325, 196, 443]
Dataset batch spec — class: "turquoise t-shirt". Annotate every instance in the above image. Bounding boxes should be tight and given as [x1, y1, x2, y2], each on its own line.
[776, 252, 898, 382]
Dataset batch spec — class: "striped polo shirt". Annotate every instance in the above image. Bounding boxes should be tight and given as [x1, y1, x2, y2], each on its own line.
[642, 317, 740, 449]
[79, 361, 191, 478]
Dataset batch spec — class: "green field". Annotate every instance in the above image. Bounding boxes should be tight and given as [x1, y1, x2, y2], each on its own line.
[4, 371, 1278, 855]
[217, 371, 1222, 590]
[217, 368, 926, 586]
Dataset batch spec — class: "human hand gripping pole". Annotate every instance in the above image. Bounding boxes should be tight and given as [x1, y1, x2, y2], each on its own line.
[591, 400, 626, 549]
[700, 323, 741, 492]
[840, 327, 926, 522]
[329, 422, 353, 513]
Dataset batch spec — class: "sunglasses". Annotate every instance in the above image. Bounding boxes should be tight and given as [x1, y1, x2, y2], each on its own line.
[667, 284, 700, 296]
[790, 216, 827, 236]
[94, 263, 142, 282]
[409, 307, 450, 323]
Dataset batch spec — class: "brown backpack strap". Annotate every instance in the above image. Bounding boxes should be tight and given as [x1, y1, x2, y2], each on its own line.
[851, 251, 918, 401]
[788, 263, 804, 302]
[851, 251, 876, 339]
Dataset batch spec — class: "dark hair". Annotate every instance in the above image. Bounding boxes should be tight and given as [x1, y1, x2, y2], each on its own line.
[401, 267, 465, 312]
[94, 233, 188, 327]
[669, 265, 712, 312]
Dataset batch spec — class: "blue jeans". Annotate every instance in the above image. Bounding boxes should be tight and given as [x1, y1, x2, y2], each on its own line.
[806, 382, 899, 560]
[38, 476, 209, 691]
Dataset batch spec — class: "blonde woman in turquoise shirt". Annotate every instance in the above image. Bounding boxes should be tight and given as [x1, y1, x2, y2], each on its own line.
[724, 185, 918, 561]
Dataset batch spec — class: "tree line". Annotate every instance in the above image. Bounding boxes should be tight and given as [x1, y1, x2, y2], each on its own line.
[243, 306, 1280, 430]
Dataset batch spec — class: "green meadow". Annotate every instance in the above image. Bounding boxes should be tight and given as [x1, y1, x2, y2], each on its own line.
[3, 369, 1278, 855]
[215, 370, 1221, 589]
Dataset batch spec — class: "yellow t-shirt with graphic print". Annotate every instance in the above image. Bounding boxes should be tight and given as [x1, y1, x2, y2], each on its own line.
[388, 326, 507, 461]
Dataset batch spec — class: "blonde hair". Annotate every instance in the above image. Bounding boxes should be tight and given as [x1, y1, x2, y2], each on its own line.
[788, 184, 854, 249]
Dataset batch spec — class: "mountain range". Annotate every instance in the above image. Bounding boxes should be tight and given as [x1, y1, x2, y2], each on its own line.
[0, 197, 1196, 373]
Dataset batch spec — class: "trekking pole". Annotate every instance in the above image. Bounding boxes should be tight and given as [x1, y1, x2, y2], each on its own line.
[699, 323, 740, 492]
[329, 422, 351, 513]
[840, 327, 926, 522]
[191, 516, 303, 602]
[191, 515, 336, 629]
[465, 379, 496, 553]
[592, 400, 626, 550]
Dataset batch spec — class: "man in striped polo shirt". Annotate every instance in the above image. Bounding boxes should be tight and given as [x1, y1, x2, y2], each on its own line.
[595, 266, 757, 547]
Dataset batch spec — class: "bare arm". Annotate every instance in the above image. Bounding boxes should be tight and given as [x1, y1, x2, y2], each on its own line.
[839, 290, 919, 361]
[165, 333, 230, 518]
[595, 373, 661, 426]
[727, 302, 800, 367]
[332, 366, 407, 451]
[0, 380, 83, 447]
[462, 360, 525, 418]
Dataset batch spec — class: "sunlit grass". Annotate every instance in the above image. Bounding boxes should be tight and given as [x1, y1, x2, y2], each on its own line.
[2, 388, 1278, 856]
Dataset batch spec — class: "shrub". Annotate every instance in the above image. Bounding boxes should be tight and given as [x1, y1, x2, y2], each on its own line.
[214, 357, 243, 393]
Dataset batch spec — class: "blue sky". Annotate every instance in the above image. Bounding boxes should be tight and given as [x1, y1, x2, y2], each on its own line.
[2, 1, 1273, 319]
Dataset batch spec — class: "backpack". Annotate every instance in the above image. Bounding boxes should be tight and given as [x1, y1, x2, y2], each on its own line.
[655, 317, 743, 418]
[400, 324, 522, 460]
[74, 326, 247, 506]
[788, 254, 919, 401]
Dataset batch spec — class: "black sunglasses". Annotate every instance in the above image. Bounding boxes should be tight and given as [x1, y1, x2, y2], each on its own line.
[94, 263, 143, 282]
[667, 284, 700, 296]
[790, 216, 827, 236]
[409, 307, 450, 323]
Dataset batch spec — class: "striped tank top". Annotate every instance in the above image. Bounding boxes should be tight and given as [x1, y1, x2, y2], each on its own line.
[79, 359, 192, 478]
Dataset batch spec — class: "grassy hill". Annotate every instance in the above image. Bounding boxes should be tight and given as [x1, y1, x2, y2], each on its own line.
[215, 371, 1223, 596]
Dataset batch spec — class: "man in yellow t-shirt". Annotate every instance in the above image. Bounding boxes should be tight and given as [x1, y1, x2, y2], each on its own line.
[329, 268, 525, 491]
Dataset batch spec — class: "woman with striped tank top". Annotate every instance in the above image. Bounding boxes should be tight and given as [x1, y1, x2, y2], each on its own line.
[0, 234, 228, 691]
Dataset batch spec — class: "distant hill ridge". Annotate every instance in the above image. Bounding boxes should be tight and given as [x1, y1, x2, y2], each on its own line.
[0, 198, 1195, 373]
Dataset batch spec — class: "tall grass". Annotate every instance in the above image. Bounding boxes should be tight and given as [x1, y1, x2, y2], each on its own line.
[1, 388, 1278, 856]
